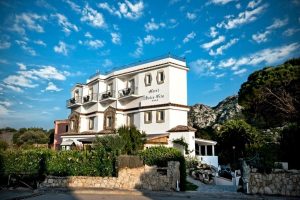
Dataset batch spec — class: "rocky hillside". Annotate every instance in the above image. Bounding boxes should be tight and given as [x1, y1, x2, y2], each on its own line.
[188, 95, 243, 128]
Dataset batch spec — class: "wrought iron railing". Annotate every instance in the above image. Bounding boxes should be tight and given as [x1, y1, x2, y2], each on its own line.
[66, 96, 82, 107]
[100, 90, 116, 101]
[118, 87, 138, 98]
[82, 93, 98, 103]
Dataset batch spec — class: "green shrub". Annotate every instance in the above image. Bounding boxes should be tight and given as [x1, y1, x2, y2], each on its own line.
[0, 140, 9, 151]
[47, 148, 116, 176]
[0, 149, 50, 176]
[139, 146, 186, 191]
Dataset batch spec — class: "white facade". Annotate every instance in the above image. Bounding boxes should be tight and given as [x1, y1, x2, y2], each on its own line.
[61, 55, 190, 145]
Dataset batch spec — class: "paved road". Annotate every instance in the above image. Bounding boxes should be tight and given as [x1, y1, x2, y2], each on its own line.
[2, 190, 299, 200]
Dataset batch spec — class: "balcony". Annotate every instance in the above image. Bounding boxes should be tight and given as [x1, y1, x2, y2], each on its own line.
[118, 87, 141, 102]
[66, 96, 82, 108]
[82, 93, 98, 105]
[99, 90, 116, 104]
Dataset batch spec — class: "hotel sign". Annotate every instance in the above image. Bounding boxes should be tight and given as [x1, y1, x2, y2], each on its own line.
[144, 89, 165, 102]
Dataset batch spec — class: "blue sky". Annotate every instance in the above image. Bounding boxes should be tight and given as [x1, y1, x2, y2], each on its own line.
[0, 0, 300, 129]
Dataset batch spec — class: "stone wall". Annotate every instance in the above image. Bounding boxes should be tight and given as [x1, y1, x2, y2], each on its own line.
[40, 161, 180, 191]
[249, 170, 300, 196]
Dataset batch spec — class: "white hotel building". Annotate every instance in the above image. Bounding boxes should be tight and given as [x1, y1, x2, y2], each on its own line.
[55, 55, 218, 167]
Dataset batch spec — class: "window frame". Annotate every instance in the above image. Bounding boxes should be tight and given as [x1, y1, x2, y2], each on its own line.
[156, 110, 165, 123]
[88, 117, 95, 130]
[156, 70, 165, 84]
[144, 73, 152, 86]
[106, 116, 113, 128]
[144, 111, 152, 124]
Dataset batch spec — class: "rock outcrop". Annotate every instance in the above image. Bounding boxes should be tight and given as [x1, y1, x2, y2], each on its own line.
[188, 95, 243, 128]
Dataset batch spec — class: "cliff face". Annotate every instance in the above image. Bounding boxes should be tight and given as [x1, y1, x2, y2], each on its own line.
[188, 95, 243, 128]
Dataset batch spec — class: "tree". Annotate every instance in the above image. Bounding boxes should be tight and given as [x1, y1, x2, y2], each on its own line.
[93, 135, 125, 154]
[279, 123, 300, 169]
[217, 120, 258, 166]
[238, 58, 300, 128]
[15, 130, 49, 146]
[117, 126, 146, 155]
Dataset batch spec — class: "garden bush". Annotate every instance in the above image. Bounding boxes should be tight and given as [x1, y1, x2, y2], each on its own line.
[139, 146, 186, 191]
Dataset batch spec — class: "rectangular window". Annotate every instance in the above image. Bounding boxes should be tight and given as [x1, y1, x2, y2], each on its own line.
[89, 117, 95, 130]
[157, 71, 165, 84]
[207, 145, 212, 156]
[65, 125, 68, 132]
[107, 83, 113, 92]
[144, 73, 152, 86]
[156, 110, 165, 123]
[144, 111, 152, 124]
[127, 113, 134, 126]
[106, 116, 113, 128]
[200, 145, 206, 156]
[70, 121, 74, 131]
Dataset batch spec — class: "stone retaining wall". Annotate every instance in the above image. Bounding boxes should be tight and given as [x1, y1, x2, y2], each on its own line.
[41, 161, 180, 191]
[249, 170, 300, 196]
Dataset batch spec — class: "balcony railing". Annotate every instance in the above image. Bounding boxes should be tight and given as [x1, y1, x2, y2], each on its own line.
[100, 90, 116, 100]
[82, 93, 98, 104]
[118, 87, 138, 98]
[66, 96, 82, 107]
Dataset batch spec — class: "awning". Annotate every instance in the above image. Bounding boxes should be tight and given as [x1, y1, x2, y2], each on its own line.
[195, 138, 217, 145]
[60, 139, 75, 146]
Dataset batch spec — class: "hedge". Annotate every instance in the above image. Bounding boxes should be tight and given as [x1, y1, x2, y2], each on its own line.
[0, 148, 117, 178]
[139, 146, 187, 191]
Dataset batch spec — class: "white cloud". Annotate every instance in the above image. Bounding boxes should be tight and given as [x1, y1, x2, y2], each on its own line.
[15, 40, 36, 56]
[19, 66, 67, 80]
[201, 36, 225, 50]
[17, 62, 26, 70]
[186, 12, 196, 20]
[98, 2, 122, 18]
[143, 35, 164, 44]
[266, 18, 288, 30]
[209, 27, 218, 38]
[247, 0, 262, 9]
[85, 32, 93, 38]
[190, 59, 216, 76]
[283, 28, 300, 37]
[99, 0, 144, 20]
[236, 3, 241, 9]
[34, 40, 46, 46]
[0, 40, 11, 49]
[102, 59, 113, 68]
[209, 38, 238, 56]
[52, 13, 79, 35]
[183, 32, 196, 43]
[64, 0, 81, 13]
[118, 0, 144, 20]
[4, 75, 38, 88]
[0, 101, 12, 107]
[4, 84, 23, 93]
[131, 38, 143, 58]
[81, 4, 105, 28]
[111, 32, 121, 45]
[252, 30, 270, 43]
[0, 105, 11, 116]
[219, 43, 300, 69]
[168, 18, 179, 29]
[233, 68, 247, 75]
[45, 82, 62, 92]
[83, 39, 105, 49]
[11, 13, 47, 35]
[252, 18, 288, 43]
[208, 0, 235, 5]
[217, 4, 267, 29]
[219, 58, 236, 68]
[54, 41, 68, 55]
[145, 18, 165, 32]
